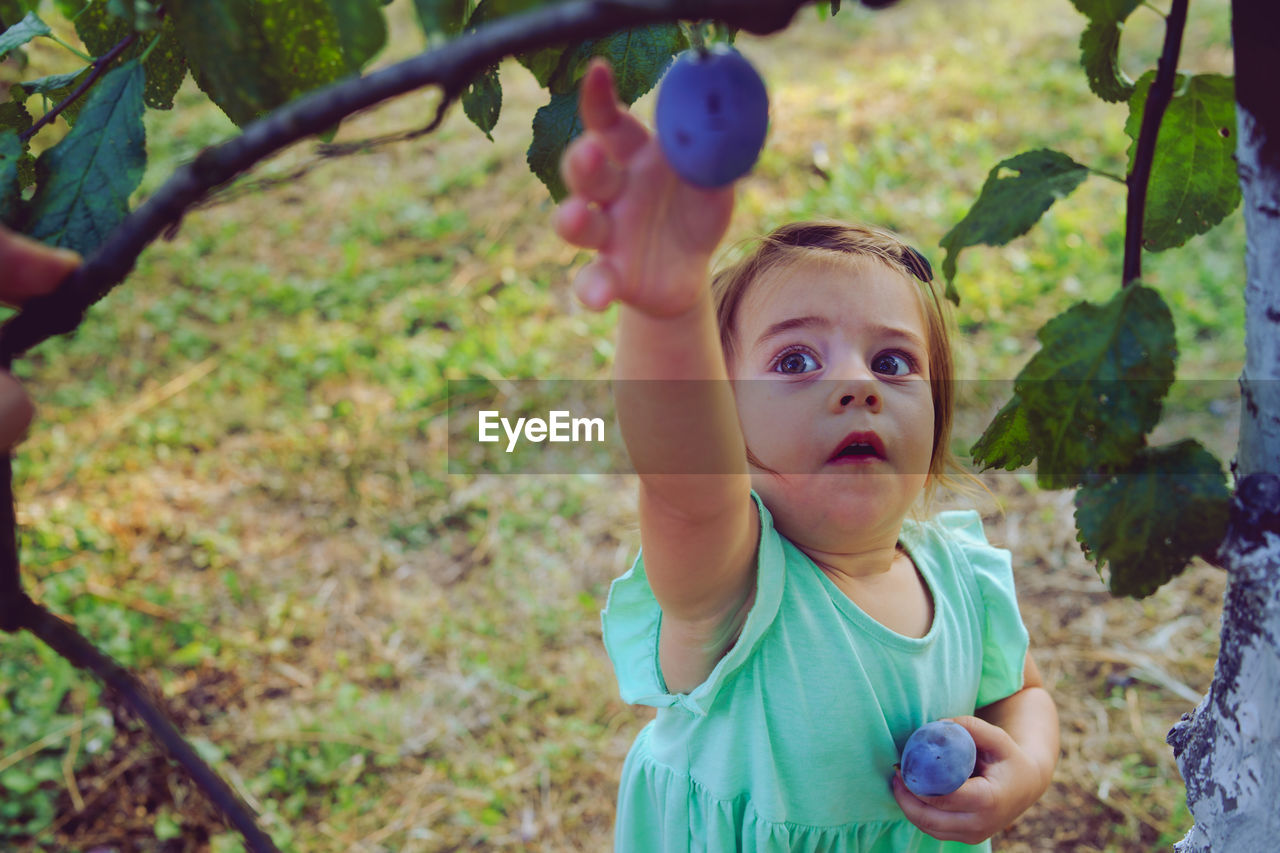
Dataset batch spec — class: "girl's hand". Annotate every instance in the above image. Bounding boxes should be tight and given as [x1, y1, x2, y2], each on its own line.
[553, 58, 734, 317]
[891, 715, 1046, 844]
[0, 227, 80, 452]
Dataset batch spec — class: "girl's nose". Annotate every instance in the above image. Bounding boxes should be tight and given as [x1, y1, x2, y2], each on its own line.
[829, 378, 881, 413]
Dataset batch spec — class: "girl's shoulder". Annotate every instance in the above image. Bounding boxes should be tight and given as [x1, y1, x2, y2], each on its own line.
[902, 509, 1016, 602]
[903, 509, 1003, 563]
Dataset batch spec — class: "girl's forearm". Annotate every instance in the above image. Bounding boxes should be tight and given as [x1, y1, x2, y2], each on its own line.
[614, 291, 749, 517]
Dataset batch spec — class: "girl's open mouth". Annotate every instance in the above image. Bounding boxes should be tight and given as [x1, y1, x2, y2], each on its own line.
[828, 431, 886, 464]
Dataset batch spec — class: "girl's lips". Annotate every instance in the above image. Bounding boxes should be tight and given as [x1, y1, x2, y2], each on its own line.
[828, 430, 886, 463]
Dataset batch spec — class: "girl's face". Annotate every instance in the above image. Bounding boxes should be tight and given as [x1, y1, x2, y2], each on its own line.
[727, 256, 935, 554]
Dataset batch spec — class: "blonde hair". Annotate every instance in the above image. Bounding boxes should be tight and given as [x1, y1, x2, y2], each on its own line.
[710, 220, 979, 508]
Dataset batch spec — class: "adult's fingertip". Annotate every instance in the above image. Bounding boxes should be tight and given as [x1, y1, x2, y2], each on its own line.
[0, 371, 35, 453]
[573, 263, 615, 311]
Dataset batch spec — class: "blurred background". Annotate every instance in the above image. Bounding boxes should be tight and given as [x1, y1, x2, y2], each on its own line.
[1, 0, 1239, 849]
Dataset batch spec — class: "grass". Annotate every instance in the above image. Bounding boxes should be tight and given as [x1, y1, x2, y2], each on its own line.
[0, 0, 1244, 850]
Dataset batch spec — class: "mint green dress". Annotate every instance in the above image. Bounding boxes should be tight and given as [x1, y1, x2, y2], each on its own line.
[601, 493, 1029, 852]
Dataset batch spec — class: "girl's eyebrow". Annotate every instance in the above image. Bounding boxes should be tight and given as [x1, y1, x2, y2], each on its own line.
[756, 315, 829, 346]
[755, 315, 927, 351]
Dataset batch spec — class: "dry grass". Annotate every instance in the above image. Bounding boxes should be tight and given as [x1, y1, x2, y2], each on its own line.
[4, 0, 1241, 850]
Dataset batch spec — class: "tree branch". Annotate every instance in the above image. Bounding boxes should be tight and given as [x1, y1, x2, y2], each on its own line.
[1122, 0, 1188, 286]
[0, 0, 811, 366]
[0, 458, 20, 632]
[12, 594, 281, 852]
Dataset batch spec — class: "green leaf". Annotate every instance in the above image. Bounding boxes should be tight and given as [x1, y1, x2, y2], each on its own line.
[522, 23, 686, 99]
[553, 24, 687, 102]
[1069, 0, 1141, 103]
[522, 23, 685, 199]
[413, 0, 472, 38]
[0, 97, 33, 136]
[1074, 439, 1229, 597]
[527, 89, 580, 201]
[74, 0, 188, 110]
[0, 2, 40, 30]
[138, 12, 189, 110]
[1126, 72, 1240, 251]
[940, 149, 1090, 303]
[25, 67, 93, 127]
[328, 0, 388, 72]
[462, 64, 501, 140]
[21, 68, 90, 95]
[970, 393, 1036, 472]
[167, 0, 351, 127]
[0, 130, 23, 224]
[0, 11, 49, 59]
[0, 100, 33, 188]
[27, 60, 146, 255]
[1016, 283, 1176, 488]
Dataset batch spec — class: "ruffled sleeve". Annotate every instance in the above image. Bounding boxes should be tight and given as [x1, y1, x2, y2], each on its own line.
[600, 491, 786, 716]
[935, 510, 1029, 709]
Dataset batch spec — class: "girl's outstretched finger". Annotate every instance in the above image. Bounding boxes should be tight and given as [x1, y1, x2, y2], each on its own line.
[571, 259, 618, 311]
[561, 134, 626, 205]
[577, 59, 649, 165]
[553, 197, 610, 250]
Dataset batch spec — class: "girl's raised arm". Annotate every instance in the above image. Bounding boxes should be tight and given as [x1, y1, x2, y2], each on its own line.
[554, 60, 758, 693]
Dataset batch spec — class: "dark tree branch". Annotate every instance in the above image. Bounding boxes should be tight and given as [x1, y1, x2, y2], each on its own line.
[0, 457, 21, 632]
[18, 32, 140, 144]
[12, 595, 281, 852]
[0, 0, 811, 366]
[1122, 0, 1188, 286]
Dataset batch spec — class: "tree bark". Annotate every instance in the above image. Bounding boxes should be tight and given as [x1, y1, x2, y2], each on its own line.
[1165, 1, 1280, 849]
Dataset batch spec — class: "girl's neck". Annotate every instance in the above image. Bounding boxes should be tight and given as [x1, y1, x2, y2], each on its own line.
[800, 540, 904, 581]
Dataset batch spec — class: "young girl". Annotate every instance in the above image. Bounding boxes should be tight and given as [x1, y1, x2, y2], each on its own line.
[554, 59, 1059, 851]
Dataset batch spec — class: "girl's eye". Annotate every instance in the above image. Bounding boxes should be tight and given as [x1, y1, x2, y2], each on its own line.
[872, 351, 915, 377]
[773, 349, 820, 375]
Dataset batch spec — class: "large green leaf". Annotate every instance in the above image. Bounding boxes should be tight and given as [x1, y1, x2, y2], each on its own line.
[0, 130, 22, 224]
[26, 60, 146, 255]
[166, 0, 361, 127]
[1126, 72, 1240, 251]
[970, 393, 1036, 472]
[940, 149, 1091, 303]
[1074, 439, 1229, 597]
[0, 10, 48, 59]
[1069, 0, 1141, 103]
[74, 0, 188, 110]
[1016, 283, 1176, 489]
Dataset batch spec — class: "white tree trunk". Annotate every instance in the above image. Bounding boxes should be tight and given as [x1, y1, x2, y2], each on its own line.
[1167, 512, 1280, 851]
[1165, 2, 1280, 845]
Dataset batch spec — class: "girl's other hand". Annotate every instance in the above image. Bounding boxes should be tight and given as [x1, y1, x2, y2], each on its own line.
[890, 715, 1045, 845]
[0, 227, 80, 453]
[553, 58, 734, 317]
